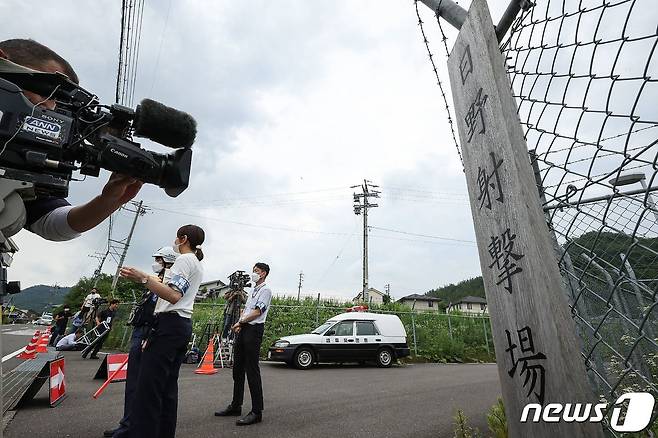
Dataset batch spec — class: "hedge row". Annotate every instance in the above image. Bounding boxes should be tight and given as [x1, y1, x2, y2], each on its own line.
[103, 297, 495, 363]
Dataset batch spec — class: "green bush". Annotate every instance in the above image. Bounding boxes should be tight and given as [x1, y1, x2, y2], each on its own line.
[486, 398, 507, 438]
[103, 297, 495, 364]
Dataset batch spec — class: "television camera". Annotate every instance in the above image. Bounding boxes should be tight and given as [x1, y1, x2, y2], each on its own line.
[0, 58, 197, 296]
[228, 270, 252, 291]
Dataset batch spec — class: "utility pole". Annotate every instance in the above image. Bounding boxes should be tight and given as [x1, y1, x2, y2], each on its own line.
[297, 271, 304, 301]
[352, 180, 380, 305]
[111, 201, 147, 292]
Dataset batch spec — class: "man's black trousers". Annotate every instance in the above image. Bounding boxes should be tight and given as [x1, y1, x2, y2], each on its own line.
[231, 323, 265, 413]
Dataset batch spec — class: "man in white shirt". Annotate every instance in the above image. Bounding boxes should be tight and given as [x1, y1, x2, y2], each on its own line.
[215, 262, 272, 426]
[80, 288, 101, 322]
[56, 331, 82, 351]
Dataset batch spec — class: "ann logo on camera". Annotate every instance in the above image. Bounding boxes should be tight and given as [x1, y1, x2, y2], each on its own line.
[22, 116, 62, 140]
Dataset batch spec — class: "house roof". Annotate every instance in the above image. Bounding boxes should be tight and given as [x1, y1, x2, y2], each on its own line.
[398, 294, 442, 302]
[200, 279, 227, 288]
[452, 295, 487, 305]
[353, 288, 385, 300]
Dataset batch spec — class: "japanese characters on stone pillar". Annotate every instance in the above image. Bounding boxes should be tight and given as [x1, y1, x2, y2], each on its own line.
[446, 0, 604, 437]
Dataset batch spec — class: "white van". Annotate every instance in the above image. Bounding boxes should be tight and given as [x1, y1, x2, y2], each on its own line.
[34, 312, 53, 325]
[268, 312, 410, 369]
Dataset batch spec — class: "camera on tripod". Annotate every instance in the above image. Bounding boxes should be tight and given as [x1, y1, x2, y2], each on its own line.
[92, 297, 109, 308]
[0, 62, 196, 200]
[228, 270, 251, 291]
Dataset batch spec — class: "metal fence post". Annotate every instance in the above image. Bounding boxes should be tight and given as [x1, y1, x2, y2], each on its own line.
[411, 312, 418, 356]
[447, 313, 453, 340]
[120, 326, 129, 350]
[482, 317, 490, 355]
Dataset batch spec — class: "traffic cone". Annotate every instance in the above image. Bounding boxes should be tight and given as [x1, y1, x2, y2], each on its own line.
[36, 332, 50, 353]
[17, 331, 40, 359]
[195, 340, 218, 375]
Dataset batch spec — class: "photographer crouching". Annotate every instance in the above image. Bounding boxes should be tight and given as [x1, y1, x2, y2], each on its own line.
[119, 225, 205, 438]
[215, 263, 272, 426]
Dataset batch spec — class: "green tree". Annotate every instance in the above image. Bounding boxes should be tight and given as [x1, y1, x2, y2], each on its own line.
[62, 273, 141, 309]
[427, 277, 485, 303]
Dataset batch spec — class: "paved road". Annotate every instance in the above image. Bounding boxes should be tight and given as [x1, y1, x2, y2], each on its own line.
[2, 324, 39, 374]
[3, 349, 501, 438]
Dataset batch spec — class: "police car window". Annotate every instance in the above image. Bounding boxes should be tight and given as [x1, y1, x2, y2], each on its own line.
[334, 322, 354, 336]
[356, 321, 378, 336]
[312, 322, 333, 334]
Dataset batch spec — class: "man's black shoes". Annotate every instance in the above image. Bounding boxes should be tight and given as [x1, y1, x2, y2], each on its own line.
[102, 429, 116, 437]
[214, 405, 242, 417]
[236, 411, 262, 426]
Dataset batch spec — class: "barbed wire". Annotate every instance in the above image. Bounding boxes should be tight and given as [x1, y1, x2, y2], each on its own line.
[413, 0, 463, 168]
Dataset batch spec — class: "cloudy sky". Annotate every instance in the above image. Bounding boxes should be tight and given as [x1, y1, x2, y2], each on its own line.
[3, 0, 516, 299]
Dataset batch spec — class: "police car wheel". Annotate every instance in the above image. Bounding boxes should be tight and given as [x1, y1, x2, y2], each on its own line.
[376, 348, 393, 368]
[294, 347, 315, 370]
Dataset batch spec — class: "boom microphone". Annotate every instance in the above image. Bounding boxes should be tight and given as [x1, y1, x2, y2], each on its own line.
[133, 98, 197, 149]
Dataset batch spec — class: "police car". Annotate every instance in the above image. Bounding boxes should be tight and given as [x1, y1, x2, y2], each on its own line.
[268, 311, 410, 369]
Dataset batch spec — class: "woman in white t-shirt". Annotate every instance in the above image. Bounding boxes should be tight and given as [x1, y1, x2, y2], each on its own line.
[119, 224, 205, 438]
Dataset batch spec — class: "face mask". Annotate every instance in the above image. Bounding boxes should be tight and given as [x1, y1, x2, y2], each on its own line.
[152, 262, 163, 273]
[172, 240, 181, 254]
[251, 272, 261, 283]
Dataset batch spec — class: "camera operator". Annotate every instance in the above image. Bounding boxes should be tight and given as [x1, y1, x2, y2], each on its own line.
[119, 224, 205, 438]
[222, 281, 247, 340]
[49, 305, 71, 346]
[80, 287, 101, 322]
[215, 263, 272, 426]
[0, 39, 143, 242]
[82, 299, 119, 360]
[104, 246, 177, 438]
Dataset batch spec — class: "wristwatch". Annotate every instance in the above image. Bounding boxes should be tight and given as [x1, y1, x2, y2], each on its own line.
[141, 276, 149, 285]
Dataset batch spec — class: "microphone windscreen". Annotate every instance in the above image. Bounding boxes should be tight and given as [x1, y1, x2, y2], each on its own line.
[133, 99, 197, 148]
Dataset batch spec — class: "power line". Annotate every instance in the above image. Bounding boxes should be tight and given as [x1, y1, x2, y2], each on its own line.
[149, 0, 173, 96]
[368, 233, 476, 247]
[313, 218, 360, 288]
[149, 206, 352, 236]
[368, 226, 476, 243]
[380, 185, 468, 197]
[143, 186, 351, 206]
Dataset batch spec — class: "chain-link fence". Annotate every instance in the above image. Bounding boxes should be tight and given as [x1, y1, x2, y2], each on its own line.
[501, 0, 658, 434]
[104, 301, 494, 363]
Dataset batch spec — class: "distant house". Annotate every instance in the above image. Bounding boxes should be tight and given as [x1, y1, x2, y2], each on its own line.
[196, 279, 231, 302]
[353, 288, 385, 305]
[4, 307, 33, 323]
[446, 296, 488, 315]
[397, 294, 442, 312]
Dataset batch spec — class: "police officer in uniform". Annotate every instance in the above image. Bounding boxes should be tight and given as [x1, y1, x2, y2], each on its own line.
[215, 262, 272, 426]
[119, 224, 205, 438]
[104, 246, 178, 438]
